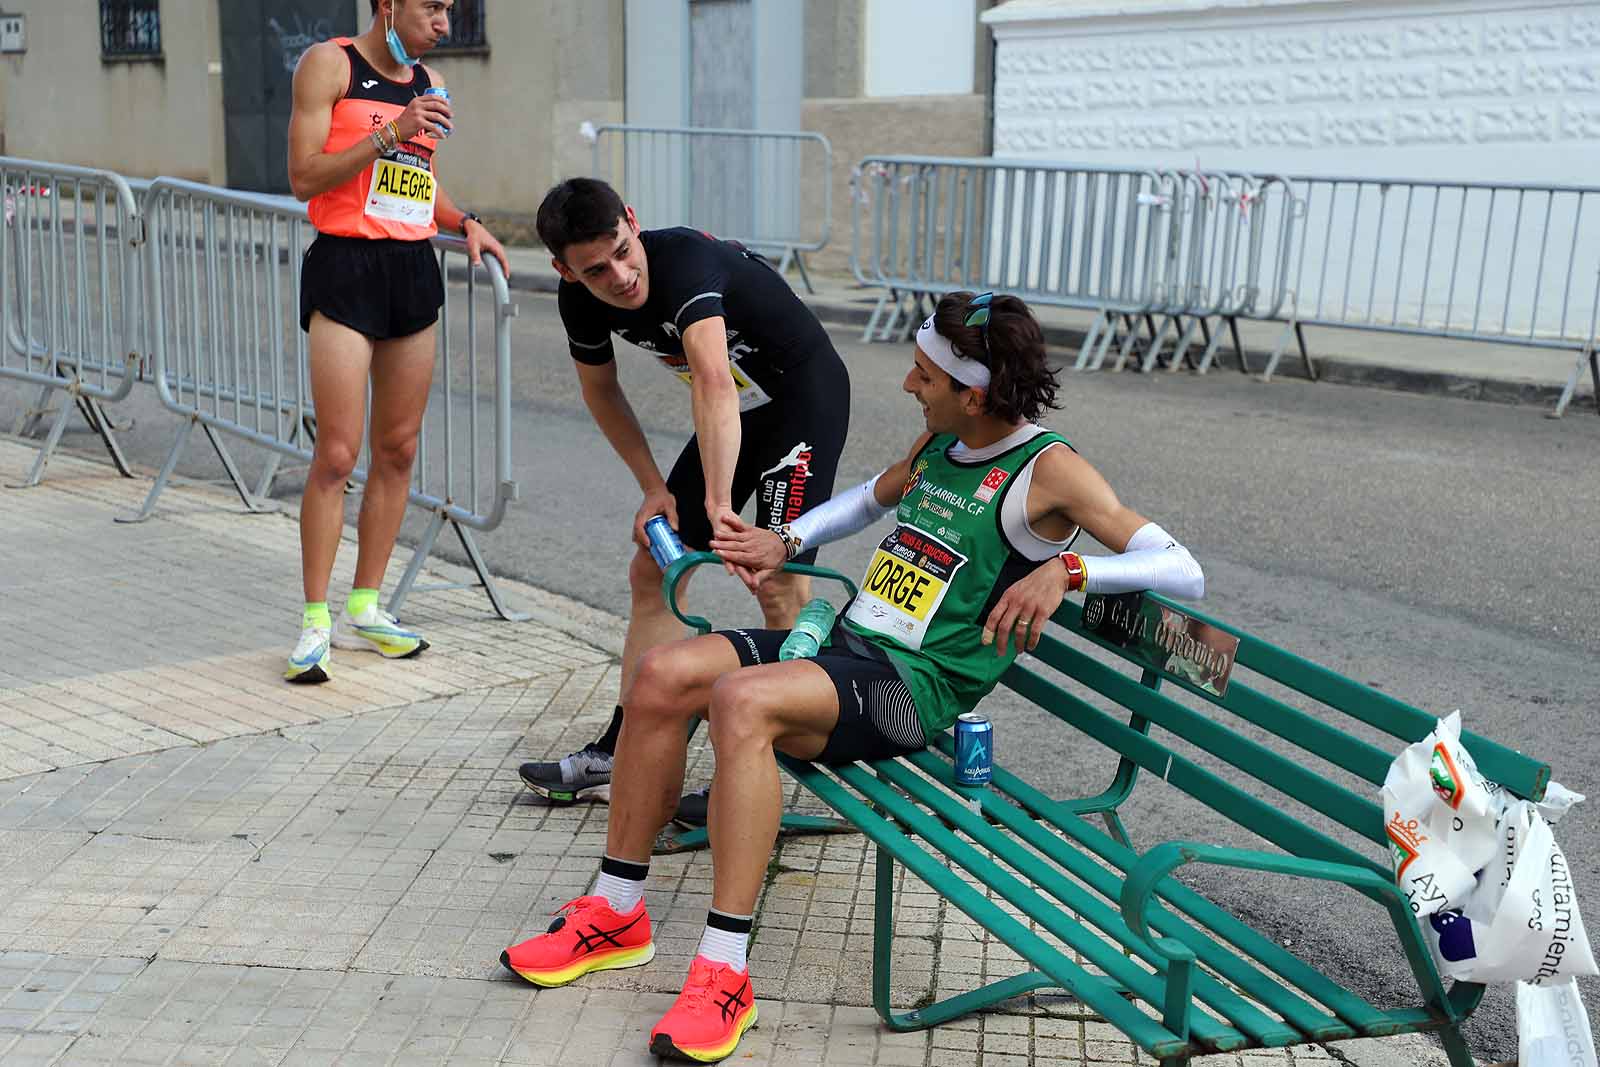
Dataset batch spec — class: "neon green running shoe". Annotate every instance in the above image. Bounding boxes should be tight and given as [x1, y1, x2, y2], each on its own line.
[285, 625, 332, 684]
[332, 604, 430, 659]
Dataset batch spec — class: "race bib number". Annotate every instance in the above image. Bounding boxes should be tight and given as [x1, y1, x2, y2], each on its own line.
[365, 159, 436, 225]
[845, 525, 966, 650]
[669, 357, 772, 412]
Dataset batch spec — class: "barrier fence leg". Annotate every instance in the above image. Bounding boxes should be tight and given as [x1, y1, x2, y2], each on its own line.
[1195, 319, 1221, 374]
[1139, 315, 1177, 374]
[386, 514, 530, 623]
[118, 415, 196, 523]
[451, 521, 531, 622]
[1262, 319, 1312, 383]
[16, 382, 52, 438]
[8, 385, 73, 488]
[862, 292, 890, 343]
[388, 511, 447, 617]
[1549, 341, 1598, 418]
[76, 395, 134, 478]
[1228, 317, 1249, 375]
[1074, 311, 1107, 371]
[1170, 316, 1203, 372]
[202, 424, 280, 515]
[793, 253, 813, 296]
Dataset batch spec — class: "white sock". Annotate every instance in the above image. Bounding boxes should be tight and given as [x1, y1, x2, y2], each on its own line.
[697, 910, 752, 970]
[594, 856, 647, 913]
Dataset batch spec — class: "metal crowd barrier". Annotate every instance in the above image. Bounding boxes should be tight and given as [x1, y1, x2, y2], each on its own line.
[1276, 174, 1600, 415]
[1, 157, 144, 486]
[121, 178, 526, 621]
[587, 122, 831, 293]
[849, 155, 1300, 378]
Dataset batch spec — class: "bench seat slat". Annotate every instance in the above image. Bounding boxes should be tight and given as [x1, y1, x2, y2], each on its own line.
[828, 761, 1250, 1053]
[893, 751, 1364, 1041]
[1029, 637, 1388, 848]
[929, 742, 1409, 1036]
[873, 759, 1311, 1046]
[778, 756, 1192, 1057]
[1003, 660, 1388, 880]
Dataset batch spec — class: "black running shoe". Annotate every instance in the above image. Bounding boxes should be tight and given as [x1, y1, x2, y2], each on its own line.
[519, 743, 613, 805]
[672, 786, 710, 829]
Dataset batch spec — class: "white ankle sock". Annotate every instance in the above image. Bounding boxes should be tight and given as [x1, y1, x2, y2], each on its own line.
[594, 856, 647, 913]
[697, 910, 752, 970]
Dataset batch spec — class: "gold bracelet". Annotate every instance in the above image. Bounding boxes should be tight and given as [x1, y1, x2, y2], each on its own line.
[386, 120, 401, 148]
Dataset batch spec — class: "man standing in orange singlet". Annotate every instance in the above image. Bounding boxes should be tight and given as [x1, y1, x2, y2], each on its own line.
[284, 0, 507, 684]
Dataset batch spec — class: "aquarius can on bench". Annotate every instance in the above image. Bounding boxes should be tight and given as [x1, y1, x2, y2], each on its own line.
[645, 514, 687, 571]
[954, 712, 993, 786]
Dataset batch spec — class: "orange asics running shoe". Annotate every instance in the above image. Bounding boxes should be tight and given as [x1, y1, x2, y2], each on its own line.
[500, 895, 653, 987]
[648, 956, 758, 1062]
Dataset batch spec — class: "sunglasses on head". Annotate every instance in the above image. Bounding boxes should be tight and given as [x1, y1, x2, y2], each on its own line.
[963, 292, 994, 366]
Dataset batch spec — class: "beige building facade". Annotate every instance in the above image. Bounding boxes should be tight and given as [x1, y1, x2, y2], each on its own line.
[0, 0, 993, 271]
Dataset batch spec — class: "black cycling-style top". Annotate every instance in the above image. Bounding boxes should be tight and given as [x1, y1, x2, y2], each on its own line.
[556, 227, 835, 412]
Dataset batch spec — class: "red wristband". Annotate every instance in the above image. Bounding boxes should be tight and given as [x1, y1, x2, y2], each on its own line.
[1059, 551, 1086, 592]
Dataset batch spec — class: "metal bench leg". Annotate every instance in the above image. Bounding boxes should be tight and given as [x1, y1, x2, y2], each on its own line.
[870, 844, 1054, 1032]
[1438, 1021, 1475, 1067]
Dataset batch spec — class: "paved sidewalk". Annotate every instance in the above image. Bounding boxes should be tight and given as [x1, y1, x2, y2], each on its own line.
[0, 437, 1457, 1066]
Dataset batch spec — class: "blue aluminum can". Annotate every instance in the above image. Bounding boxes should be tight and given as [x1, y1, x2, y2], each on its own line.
[423, 86, 452, 136]
[644, 514, 686, 571]
[953, 712, 993, 787]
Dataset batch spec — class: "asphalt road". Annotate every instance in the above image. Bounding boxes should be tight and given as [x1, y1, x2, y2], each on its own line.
[8, 286, 1599, 1060]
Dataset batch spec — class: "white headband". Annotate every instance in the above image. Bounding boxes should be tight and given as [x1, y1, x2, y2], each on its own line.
[915, 316, 991, 389]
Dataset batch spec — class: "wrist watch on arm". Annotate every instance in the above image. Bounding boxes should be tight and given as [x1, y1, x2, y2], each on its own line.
[458, 211, 481, 236]
[1058, 550, 1087, 593]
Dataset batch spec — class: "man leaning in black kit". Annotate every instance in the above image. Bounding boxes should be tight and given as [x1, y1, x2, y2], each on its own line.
[516, 178, 851, 818]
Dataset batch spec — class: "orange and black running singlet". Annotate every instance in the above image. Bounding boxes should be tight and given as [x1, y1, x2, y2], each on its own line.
[308, 39, 440, 241]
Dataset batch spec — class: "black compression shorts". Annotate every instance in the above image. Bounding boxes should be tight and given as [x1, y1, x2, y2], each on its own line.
[666, 345, 849, 564]
[716, 625, 926, 766]
[299, 234, 444, 340]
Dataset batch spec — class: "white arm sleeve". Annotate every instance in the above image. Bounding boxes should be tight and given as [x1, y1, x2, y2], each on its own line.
[1081, 522, 1205, 600]
[787, 472, 892, 551]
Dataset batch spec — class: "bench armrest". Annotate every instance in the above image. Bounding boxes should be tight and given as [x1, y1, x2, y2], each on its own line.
[1120, 841, 1407, 960]
[662, 551, 859, 636]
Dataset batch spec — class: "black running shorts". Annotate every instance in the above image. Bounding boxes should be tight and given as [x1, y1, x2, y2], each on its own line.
[666, 346, 849, 563]
[716, 625, 926, 766]
[299, 234, 444, 340]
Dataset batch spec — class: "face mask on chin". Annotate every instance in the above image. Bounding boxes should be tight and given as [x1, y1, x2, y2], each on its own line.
[385, 10, 419, 67]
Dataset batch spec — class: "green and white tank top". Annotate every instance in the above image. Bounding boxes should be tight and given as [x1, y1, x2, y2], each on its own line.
[839, 425, 1077, 741]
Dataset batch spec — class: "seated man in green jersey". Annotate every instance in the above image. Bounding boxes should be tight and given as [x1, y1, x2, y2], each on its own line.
[499, 291, 1206, 1063]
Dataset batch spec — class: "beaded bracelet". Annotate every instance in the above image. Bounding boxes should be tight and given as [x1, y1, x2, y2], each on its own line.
[776, 525, 804, 562]
[370, 130, 388, 155]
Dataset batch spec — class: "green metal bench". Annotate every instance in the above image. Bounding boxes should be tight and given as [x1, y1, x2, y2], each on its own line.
[662, 553, 1549, 1065]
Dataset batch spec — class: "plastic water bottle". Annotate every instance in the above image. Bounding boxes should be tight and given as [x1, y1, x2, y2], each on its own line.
[778, 598, 837, 660]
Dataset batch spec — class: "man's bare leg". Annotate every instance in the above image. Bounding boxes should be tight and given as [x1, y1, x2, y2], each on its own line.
[353, 326, 436, 590]
[606, 634, 746, 860]
[301, 314, 374, 605]
[704, 662, 837, 914]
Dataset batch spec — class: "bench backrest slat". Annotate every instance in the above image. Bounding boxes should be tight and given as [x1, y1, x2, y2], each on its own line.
[1002, 662, 1388, 880]
[1027, 635, 1389, 847]
[1048, 596, 1550, 802]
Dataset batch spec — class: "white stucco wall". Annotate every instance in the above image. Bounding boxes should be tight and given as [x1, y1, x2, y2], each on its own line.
[985, 0, 1600, 183]
[981, 0, 1600, 340]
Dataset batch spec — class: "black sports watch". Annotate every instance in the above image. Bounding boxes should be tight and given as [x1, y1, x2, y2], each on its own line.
[458, 211, 482, 236]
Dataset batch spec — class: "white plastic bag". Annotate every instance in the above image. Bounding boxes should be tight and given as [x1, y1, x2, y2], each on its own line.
[1424, 796, 1598, 984]
[1519, 979, 1598, 1067]
[1383, 711, 1503, 916]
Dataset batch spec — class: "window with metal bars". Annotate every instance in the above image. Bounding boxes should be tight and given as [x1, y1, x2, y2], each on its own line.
[100, 0, 162, 59]
[433, 0, 487, 52]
